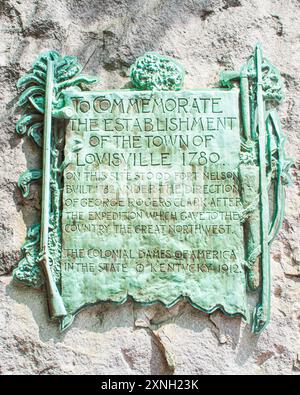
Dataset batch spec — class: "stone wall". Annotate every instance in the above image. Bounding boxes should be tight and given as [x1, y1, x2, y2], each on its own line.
[0, 0, 299, 375]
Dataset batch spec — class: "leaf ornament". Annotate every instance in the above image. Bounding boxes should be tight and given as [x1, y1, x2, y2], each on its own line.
[18, 168, 42, 198]
[16, 50, 98, 146]
[16, 113, 43, 136]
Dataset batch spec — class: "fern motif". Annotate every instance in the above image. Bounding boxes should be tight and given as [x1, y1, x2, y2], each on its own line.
[15, 51, 97, 290]
[16, 51, 97, 147]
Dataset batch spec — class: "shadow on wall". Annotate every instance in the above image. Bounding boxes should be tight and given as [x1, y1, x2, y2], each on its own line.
[6, 276, 259, 368]
[70, 0, 243, 74]
[61, 0, 189, 76]
[6, 0, 244, 75]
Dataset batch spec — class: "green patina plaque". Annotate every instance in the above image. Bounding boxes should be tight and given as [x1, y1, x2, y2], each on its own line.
[61, 89, 246, 320]
[13, 47, 292, 333]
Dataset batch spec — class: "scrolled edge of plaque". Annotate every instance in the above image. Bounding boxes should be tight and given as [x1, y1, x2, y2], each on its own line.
[13, 45, 292, 334]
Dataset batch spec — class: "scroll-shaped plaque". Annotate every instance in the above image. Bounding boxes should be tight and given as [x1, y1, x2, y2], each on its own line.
[14, 45, 292, 333]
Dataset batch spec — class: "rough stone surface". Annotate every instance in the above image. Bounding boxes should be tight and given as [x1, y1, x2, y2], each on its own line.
[0, 0, 299, 375]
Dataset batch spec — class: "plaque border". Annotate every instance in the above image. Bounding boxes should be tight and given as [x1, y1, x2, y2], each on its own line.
[13, 46, 292, 333]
